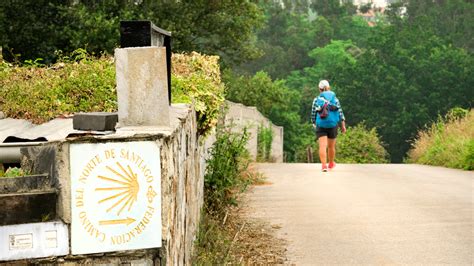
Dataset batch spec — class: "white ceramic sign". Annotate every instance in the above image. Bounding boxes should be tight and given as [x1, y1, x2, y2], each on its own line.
[70, 141, 162, 254]
[0, 222, 69, 261]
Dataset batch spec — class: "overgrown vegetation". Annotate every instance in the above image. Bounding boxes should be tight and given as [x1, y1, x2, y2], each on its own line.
[203, 126, 250, 214]
[257, 123, 273, 162]
[194, 126, 250, 263]
[172, 52, 225, 136]
[407, 108, 474, 170]
[195, 125, 286, 263]
[0, 49, 116, 123]
[0, 50, 224, 136]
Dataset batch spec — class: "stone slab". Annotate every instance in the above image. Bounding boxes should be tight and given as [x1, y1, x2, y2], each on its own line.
[73, 112, 118, 131]
[115, 47, 170, 127]
[0, 221, 69, 261]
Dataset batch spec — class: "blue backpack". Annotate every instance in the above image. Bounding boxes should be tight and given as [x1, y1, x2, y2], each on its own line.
[315, 91, 340, 128]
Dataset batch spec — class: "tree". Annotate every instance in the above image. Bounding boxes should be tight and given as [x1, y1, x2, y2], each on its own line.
[236, 2, 334, 79]
[310, 0, 356, 18]
[134, 0, 264, 66]
[0, 0, 264, 65]
[390, 0, 474, 52]
[0, 0, 67, 63]
[286, 40, 359, 120]
[334, 26, 473, 162]
[334, 16, 372, 47]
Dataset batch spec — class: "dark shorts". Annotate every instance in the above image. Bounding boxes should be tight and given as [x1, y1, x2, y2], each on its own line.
[316, 126, 338, 139]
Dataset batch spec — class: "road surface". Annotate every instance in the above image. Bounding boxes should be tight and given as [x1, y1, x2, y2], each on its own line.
[247, 164, 473, 265]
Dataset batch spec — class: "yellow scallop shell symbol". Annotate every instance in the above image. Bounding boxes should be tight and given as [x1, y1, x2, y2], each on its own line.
[95, 162, 139, 215]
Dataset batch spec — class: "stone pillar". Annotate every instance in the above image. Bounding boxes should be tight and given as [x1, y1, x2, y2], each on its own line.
[115, 47, 170, 127]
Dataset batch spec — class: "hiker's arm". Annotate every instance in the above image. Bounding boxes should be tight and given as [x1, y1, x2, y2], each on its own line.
[337, 98, 347, 133]
[340, 120, 346, 133]
[311, 98, 319, 126]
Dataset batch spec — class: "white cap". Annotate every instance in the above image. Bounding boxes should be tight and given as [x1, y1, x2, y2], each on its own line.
[319, 80, 330, 89]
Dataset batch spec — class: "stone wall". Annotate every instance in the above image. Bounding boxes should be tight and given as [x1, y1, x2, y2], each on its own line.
[4, 104, 204, 265]
[225, 101, 284, 162]
[159, 104, 203, 265]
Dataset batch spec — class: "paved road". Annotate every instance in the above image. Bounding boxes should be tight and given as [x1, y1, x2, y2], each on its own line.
[247, 164, 473, 265]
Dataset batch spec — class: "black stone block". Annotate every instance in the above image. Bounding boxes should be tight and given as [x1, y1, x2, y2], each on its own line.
[73, 112, 118, 131]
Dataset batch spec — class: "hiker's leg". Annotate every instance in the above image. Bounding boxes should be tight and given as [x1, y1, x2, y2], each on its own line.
[318, 136, 328, 165]
[328, 138, 336, 163]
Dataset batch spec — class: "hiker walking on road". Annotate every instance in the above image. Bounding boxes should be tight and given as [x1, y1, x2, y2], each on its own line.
[311, 80, 346, 172]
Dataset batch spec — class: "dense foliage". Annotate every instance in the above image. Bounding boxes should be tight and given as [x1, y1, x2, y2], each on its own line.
[333, 21, 472, 161]
[0, 50, 224, 136]
[232, 0, 473, 162]
[0, 0, 263, 65]
[407, 108, 474, 170]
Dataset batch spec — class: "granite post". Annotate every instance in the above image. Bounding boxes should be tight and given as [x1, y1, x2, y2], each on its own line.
[115, 47, 170, 128]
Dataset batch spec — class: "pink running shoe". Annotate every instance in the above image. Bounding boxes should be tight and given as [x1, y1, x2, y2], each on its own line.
[329, 162, 336, 170]
[322, 164, 328, 172]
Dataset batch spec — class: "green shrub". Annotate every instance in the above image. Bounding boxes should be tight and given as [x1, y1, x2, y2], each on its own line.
[172, 52, 225, 136]
[204, 125, 250, 214]
[311, 123, 389, 163]
[196, 125, 266, 264]
[257, 123, 273, 162]
[408, 108, 474, 170]
[336, 124, 389, 163]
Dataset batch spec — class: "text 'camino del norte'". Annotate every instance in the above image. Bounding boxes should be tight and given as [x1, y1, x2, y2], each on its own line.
[74, 147, 158, 246]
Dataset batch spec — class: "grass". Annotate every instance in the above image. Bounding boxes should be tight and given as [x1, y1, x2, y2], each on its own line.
[407, 109, 474, 170]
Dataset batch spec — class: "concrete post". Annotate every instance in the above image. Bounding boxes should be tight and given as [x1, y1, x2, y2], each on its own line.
[115, 47, 170, 127]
